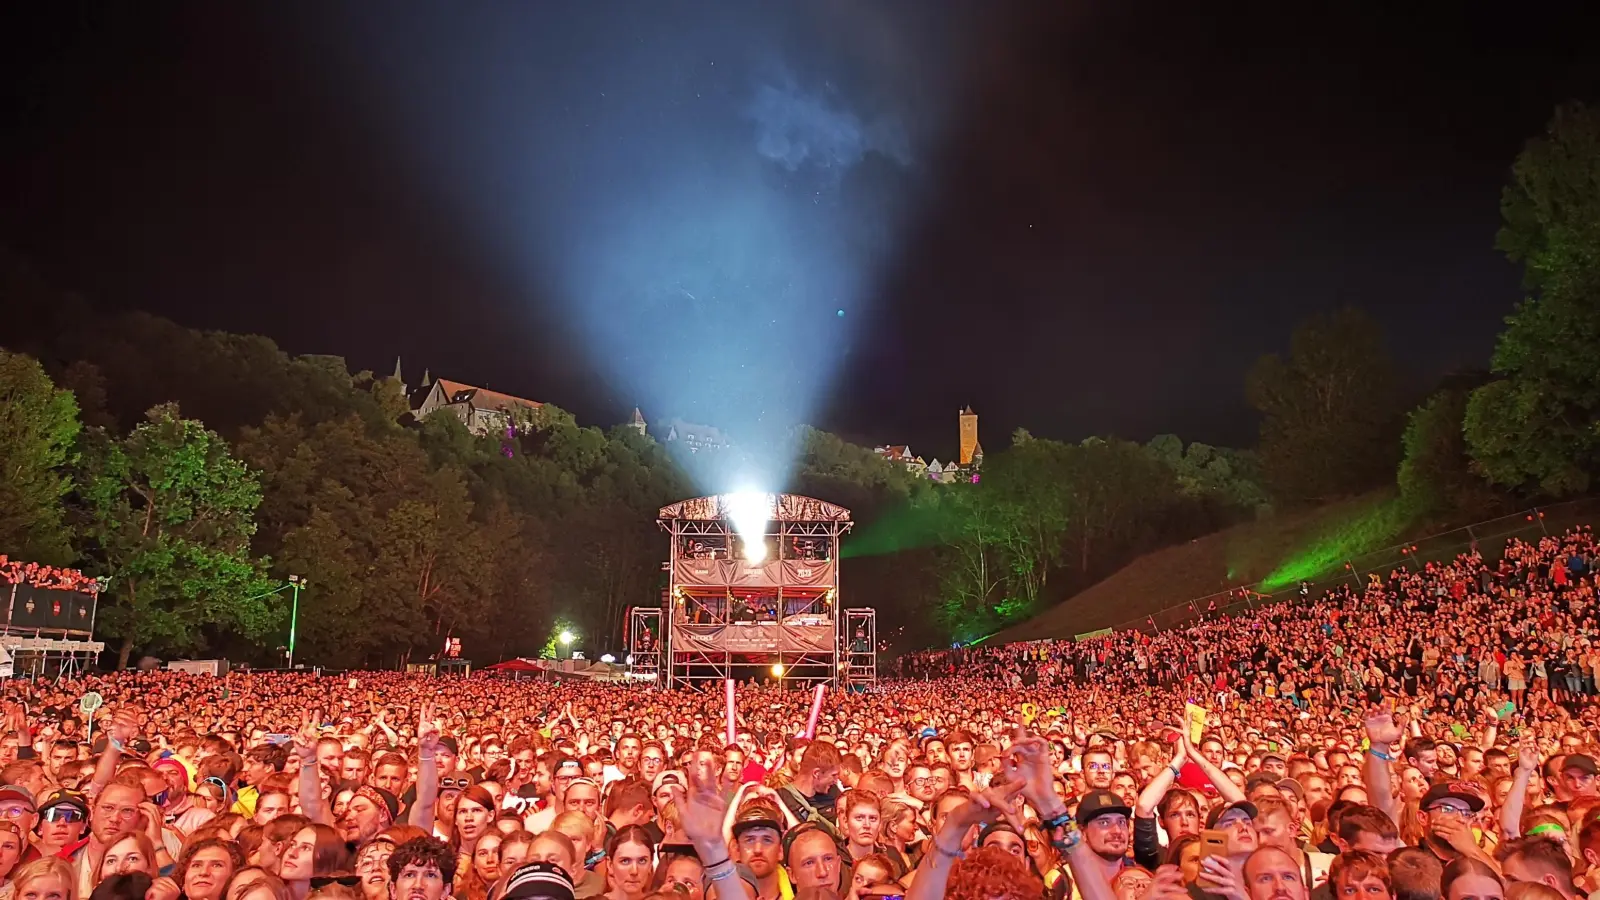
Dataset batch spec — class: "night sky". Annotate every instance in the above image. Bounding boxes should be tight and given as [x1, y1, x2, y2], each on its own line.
[3, 1, 1597, 471]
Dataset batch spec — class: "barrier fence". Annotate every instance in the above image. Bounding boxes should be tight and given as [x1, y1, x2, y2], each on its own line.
[1101, 497, 1600, 638]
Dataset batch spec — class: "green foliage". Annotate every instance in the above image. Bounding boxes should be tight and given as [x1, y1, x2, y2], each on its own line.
[1398, 389, 1496, 520]
[1466, 103, 1600, 495]
[0, 351, 80, 563]
[71, 404, 276, 667]
[1247, 308, 1402, 503]
[921, 435, 1203, 641]
[1144, 435, 1268, 511]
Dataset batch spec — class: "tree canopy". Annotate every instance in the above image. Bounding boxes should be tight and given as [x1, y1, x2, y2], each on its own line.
[1246, 308, 1402, 504]
[1466, 103, 1600, 495]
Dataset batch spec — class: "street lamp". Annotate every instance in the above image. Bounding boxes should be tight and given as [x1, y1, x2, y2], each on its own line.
[286, 575, 306, 669]
[558, 629, 575, 659]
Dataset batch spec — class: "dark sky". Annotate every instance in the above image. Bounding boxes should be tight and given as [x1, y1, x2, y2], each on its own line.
[3, 1, 1597, 470]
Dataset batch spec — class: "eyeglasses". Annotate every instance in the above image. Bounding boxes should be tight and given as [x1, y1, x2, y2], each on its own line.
[1086, 762, 1114, 772]
[41, 807, 85, 823]
[310, 875, 362, 888]
[439, 777, 472, 791]
[1426, 805, 1471, 818]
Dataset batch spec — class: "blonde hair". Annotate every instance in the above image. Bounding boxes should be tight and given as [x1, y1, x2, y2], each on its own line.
[14, 858, 77, 900]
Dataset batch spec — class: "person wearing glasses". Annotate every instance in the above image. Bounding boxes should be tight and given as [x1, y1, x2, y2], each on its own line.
[33, 792, 89, 862]
[1416, 783, 1492, 866]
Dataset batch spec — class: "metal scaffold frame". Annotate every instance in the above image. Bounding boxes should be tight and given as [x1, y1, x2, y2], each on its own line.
[655, 493, 868, 690]
[843, 608, 877, 688]
[626, 607, 662, 682]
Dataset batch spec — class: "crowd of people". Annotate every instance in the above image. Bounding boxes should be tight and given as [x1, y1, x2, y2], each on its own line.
[0, 529, 1599, 900]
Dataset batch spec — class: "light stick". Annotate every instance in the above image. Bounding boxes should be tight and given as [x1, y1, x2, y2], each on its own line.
[805, 683, 827, 738]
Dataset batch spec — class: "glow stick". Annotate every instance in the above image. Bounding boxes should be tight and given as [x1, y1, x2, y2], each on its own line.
[725, 679, 737, 745]
[805, 683, 827, 738]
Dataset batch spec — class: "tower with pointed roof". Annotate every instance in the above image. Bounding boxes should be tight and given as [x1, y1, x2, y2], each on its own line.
[627, 407, 647, 436]
[959, 406, 980, 466]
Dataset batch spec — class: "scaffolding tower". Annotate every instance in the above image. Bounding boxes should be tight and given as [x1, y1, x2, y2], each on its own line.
[654, 493, 867, 690]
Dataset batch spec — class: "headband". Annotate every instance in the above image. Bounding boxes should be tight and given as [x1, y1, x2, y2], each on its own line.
[353, 786, 397, 826]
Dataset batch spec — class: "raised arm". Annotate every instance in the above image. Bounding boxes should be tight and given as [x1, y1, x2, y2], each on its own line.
[1501, 733, 1538, 840]
[86, 708, 140, 798]
[1184, 736, 1246, 804]
[293, 714, 332, 825]
[1135, 734, 1188, 818]
[673, 756, 750, 900]
[1012, 732, 1116, 900]
[410, 703, 439, 829]
[1361, 702, 1403, 823]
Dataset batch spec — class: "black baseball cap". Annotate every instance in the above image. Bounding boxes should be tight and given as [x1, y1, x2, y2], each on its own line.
[503, 862, 574, 900]
[1075, 790, 1132, 827]
[731, 803, 784, 839]
[1420, 781, 1485, 813]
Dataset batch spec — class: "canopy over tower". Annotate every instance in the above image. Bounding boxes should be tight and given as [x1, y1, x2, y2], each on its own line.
[630, 493, 873, 690]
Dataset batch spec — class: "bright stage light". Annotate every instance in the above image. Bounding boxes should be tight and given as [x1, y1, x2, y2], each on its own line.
[726, 491, 773, 564]
[558, 630, 575, 646]
[770, 662, 785, 677]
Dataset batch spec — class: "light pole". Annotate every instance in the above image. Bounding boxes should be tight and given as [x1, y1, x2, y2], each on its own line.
[286, 575, 306, 669]
[558, 629, 575, 660]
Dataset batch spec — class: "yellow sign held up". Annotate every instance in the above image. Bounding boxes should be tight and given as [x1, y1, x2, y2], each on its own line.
[1185, 702, 1208, 744]
[1021, 702, 1038, 724]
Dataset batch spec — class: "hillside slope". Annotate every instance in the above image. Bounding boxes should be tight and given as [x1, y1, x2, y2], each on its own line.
[990, 491, 1399, 643]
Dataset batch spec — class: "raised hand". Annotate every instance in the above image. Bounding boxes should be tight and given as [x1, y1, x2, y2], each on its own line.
[1145, 866, 1191, 900]
[1516, 733, 1540, 774]
[292, 711, 319, 764]
[145, 876, 182, 900]
[418, 702, 440, 754]
[1007, 729, 1056, 806]
[108, 708, 140, 745]
[669, 757, 730, 850]
[1364, 701, 1405, 746]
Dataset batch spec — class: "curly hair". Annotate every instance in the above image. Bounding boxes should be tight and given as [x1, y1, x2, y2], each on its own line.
[387, 837, 458, 886]
[945, 845, 1044, 900]
[177, 837, 246, 886]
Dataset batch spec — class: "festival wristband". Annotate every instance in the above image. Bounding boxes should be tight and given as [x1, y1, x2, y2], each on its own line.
[1369, 747, 1393, 761]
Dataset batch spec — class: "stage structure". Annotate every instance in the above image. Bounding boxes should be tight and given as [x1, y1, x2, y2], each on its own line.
[0, 559, 104, 679]
[641, 493, 876, 690]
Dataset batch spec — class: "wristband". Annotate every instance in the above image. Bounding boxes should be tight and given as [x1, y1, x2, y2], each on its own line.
[1169, 764, 1183, 779]
[703, 858, 738, 882]
[1040, 811, 1074, 831]
[1369, 747, 1393, 761]
[109, 738, 125, 752]
[931, 840, 962, 859]
[1050, 820, 1083, 854]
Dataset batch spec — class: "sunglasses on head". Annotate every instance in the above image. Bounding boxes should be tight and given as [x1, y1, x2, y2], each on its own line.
[310, 875, 362, 888]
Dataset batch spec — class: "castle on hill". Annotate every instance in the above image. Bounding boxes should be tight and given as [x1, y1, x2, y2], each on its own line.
[875, 406, 983, 483]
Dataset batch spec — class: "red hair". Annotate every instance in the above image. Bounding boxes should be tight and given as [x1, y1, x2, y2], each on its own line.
[945, 845, 1044, 900]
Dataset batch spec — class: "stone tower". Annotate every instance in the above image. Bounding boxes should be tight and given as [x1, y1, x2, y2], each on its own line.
[959, 406, 979, 466]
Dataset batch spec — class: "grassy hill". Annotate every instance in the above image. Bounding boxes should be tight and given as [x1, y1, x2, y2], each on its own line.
[989, 491, 1599, 645]
[990, 491, 1405, 643]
